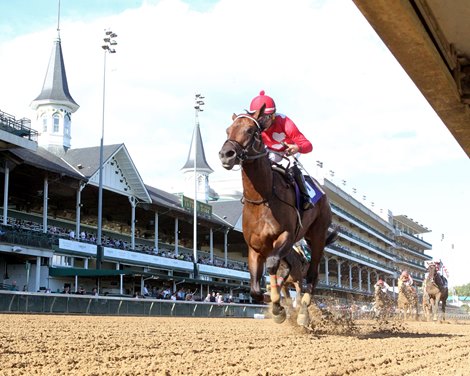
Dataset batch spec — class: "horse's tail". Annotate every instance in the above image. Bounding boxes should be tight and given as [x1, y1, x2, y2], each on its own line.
[325, 226, 339, 247]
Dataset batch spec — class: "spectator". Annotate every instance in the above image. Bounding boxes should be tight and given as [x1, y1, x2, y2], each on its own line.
[62, 285, 71, 294]
[210, 292, 216, 303]
[142, 285, 149, 297]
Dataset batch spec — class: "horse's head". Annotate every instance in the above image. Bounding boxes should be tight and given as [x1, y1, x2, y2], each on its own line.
[427, 263, 437, 279]
[218, 105, 267, 170]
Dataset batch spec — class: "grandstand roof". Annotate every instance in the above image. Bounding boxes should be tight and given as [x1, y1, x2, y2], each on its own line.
[64, 144, 152, 203]
[9, 146, 85, 180]
[211, 200, 243, 231]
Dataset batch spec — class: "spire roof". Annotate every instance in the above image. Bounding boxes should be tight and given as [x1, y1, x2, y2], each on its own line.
[181, 123, 213, 173]
[31, 38, 79, 111]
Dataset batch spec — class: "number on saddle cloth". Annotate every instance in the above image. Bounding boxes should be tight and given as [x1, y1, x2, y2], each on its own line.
[304, 175, 325, 205]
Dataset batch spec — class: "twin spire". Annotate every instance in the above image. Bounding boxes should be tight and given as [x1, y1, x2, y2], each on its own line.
[30, 0, 78, 155]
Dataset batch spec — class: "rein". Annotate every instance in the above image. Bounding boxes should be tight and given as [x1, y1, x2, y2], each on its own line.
[223, 115, 268, 163]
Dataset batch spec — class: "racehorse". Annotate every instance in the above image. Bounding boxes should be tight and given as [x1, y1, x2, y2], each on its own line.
[397, 281, 419, 320]
[218, 106, 337, 325]
[373, 284, 395, 318]
[425, 263, 448, 321]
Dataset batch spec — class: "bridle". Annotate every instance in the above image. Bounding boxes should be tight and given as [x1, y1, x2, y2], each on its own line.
[223, 114, 268, 163]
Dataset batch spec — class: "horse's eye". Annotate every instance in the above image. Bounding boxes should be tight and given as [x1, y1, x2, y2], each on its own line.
[245, 127, 255, 136]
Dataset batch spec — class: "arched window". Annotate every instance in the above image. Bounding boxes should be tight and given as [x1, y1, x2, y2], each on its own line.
[53, 113, 60, 133]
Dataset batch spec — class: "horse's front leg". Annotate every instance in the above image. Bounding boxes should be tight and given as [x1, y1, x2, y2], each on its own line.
[266, 232, 292, 324]
[248, 248, 265, 303]
[433, 293, 441, 321]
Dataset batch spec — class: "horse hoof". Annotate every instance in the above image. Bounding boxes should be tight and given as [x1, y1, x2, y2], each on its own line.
[297, 303, 310, 327]
[272, 310, 287, 324]
[301, 293, 311, 307]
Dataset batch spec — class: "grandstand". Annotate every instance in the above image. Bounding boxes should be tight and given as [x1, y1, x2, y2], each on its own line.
[0, 20, 434, 307]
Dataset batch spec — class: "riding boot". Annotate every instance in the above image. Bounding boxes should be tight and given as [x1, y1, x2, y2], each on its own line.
[290, 165, 312, 210]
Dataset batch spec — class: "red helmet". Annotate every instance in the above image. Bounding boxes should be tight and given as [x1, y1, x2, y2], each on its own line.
[249, 90, 276, 114]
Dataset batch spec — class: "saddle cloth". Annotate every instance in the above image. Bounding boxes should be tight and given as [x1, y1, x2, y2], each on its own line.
[271, 165, 324, 206]
[304, 175, 324, 205]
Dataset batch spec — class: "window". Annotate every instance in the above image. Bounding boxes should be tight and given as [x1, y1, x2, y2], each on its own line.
[53, 113, 60, 133]
[42, 117, 47, 132]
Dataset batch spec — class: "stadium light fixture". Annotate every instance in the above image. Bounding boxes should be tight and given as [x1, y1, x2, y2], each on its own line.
[97, 29, 117, 270]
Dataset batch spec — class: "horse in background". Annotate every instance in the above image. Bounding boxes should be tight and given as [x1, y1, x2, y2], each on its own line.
[373, 284, 395, 318]
[425, 263, 448, 321]
[219, 107, 337, 325]
[397, 280, 419, 320]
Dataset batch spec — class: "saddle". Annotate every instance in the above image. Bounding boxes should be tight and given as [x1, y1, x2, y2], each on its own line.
[270, 164, 324, 208]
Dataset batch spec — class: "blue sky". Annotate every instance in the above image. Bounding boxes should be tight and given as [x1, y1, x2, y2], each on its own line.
[0, 0, 468, 286]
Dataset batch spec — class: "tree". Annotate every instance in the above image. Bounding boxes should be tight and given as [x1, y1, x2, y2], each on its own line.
[454, 283, 470, 296]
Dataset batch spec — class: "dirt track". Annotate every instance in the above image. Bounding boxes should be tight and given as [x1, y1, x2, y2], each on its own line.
[1, 313, 469, 376]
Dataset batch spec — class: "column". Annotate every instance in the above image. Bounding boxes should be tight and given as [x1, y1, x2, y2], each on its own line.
[367, 270, 371, 292]
[224, 229, 228, 266]
[209, 228, 214, 263]
[42, 176, 48, 233]
[129, 196, 136, 250]
[358, 267, 362, 290]
[349, 264, 353, 289]
[174, 218, 179, 255]
[337, 260, 342, 287]
[35, 256, 41, 292]
[154, 212, 159, 252]
[75, 183, 85, 239]
[2, 162, 9, 225]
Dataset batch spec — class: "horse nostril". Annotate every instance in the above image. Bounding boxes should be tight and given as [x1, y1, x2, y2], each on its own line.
[226, 150, 235, 158]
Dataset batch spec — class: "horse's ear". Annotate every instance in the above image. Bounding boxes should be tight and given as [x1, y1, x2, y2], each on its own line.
[253, 104, 266, 120]
[232, 113, 238, 120]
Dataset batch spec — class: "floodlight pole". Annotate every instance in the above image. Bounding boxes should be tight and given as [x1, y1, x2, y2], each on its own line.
[97, 29, 117, 270]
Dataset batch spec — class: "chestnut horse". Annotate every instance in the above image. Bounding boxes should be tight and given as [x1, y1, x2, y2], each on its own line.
[218, 106, 337, 325]
[425, 263, 448, 321]
[397, 281, 419, 320]
[373, 284, 395, 319]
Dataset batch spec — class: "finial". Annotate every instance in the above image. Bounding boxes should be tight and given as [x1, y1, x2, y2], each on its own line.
[57, 0, 61, 39]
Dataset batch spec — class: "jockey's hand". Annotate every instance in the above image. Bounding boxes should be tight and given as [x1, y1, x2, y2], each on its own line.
[283, 143, 299, 156]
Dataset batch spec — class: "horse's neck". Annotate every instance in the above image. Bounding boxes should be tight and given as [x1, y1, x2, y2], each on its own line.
[241, 158, 274, 198]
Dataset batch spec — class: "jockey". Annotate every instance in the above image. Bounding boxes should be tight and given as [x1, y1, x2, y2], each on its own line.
[249, 90, 313, 210]
[399, 270, 415, 293]
[375, 278, 390, 293]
